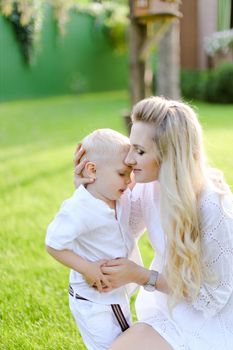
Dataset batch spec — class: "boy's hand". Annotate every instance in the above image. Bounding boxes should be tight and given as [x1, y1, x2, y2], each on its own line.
[83, 260, 111, 292]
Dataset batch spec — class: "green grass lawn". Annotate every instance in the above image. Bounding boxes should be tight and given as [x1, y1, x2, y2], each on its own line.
[0, 91, 233, 349]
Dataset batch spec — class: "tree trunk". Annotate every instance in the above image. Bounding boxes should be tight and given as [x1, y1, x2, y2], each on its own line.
[128, 18, 147, 105]
[156, 19, 181, 99]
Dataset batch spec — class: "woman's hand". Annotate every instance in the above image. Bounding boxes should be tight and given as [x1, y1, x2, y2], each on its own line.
[73, 144, 95, 188]
[100, 258, 149, 292]
[83, 260, 111, 293]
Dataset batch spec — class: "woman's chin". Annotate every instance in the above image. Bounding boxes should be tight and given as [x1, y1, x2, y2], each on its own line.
[134, 173, 146, 183]
[134, 173, 158, 183]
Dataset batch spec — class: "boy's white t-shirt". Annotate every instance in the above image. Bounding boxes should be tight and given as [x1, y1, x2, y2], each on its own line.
[46, 185, 143, 305]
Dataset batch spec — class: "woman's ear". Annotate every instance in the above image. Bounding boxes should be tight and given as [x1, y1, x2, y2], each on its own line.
[83, 162, 96, 179]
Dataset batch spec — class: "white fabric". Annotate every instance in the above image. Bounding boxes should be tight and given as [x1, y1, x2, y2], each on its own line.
[46, 185, 142, 305]
[131, 181, 233, 350]
[69, 294, 131, 350]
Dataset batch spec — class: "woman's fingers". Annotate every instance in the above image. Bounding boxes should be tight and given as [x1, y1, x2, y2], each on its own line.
[101, 275, 112, 288]
[73, 144, 85, 166]
[94, 279, 103, 293]
[97, 259, 109, 267]
[74, 143, 82, 155]
[101, 258, 127, 275]
[74, 159, 88, 176]
[104, 258, 126, 267]
[101, 265, 119, 275]
[74, 177, 94, 188]
[73, 173, 94, 188]
[73, 145, 97, 188]
[73, 160, 95, 188]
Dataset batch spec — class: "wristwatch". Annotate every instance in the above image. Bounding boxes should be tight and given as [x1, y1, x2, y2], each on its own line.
[143, 270, 159, 292]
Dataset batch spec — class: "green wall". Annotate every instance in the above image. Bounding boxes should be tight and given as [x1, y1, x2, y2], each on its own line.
[0, 5, 128, 101]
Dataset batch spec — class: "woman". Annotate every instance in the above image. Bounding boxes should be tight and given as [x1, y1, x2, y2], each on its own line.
[75, 96, 233, 350]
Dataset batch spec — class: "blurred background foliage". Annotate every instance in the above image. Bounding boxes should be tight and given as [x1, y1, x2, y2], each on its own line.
[0, 0, 233, 102]
[0, 0, 129, 62]
[0, 0, 130, 101]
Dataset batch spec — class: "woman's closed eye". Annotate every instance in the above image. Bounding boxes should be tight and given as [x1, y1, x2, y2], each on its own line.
[137, 149, 145, 155]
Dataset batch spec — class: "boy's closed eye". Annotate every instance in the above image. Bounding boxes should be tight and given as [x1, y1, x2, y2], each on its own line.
[118, 170, 132, 178]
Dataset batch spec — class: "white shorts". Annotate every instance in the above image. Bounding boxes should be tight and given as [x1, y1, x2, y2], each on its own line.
[69, 295, 132, 350]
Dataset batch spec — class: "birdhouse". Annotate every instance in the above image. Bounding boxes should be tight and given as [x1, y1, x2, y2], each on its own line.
[132, 0, 181, 21]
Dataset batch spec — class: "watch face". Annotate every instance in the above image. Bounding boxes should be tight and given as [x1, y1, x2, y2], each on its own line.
[143, 270, 158, 292]
[143, 284, 156, 292]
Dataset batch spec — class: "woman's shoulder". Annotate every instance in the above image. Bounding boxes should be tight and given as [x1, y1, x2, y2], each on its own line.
[199, 185, 233, 209]
[199, 185, 233, 229]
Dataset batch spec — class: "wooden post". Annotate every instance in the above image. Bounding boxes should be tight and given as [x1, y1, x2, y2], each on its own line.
[124, 0, 147, 134]
[156, 18, 181, 99]
[128, 16, 147, 105]
[126, 0, 182, 134]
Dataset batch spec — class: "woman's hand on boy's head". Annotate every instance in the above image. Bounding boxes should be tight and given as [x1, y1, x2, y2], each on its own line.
[74, 143, 85, 166]
[74, 162, 95, 188]
[73, 144, 95, 188]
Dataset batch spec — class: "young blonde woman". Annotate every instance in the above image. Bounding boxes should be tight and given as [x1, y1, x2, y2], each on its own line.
[74, 96, 233, 350]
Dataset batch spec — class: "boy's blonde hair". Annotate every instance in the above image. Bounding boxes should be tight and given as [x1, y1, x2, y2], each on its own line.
[75, 128, 130, 165]
[131, 96, 229, 308]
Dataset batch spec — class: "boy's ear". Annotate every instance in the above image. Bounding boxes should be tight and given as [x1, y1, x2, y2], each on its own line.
[83, 161, 96, 179]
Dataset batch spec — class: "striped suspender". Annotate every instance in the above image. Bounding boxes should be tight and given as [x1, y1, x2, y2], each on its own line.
[69, 286, 130, 332]
[111, 304, 130, 332]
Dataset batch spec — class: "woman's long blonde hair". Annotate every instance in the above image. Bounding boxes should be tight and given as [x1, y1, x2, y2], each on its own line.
[131, 96, 228, 308]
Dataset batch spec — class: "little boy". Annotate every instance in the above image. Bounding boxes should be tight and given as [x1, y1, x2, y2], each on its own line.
[46, 129, 141, 350]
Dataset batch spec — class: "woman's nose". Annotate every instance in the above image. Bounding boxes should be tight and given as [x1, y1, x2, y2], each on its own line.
[125, 150, 136, 166]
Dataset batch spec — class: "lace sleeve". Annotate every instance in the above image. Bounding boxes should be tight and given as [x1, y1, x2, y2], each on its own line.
[129, 185, 146, 239]
[192, 193, 233, 318]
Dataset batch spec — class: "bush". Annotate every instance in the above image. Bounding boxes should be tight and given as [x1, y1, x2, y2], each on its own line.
[205, 62, 233, 103]
[181, 63, 233, 103]
[181, 69, 208, 101]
